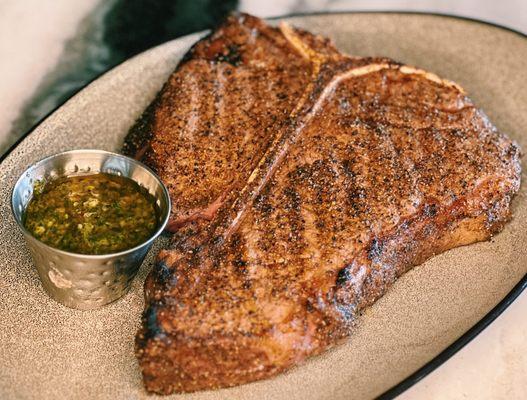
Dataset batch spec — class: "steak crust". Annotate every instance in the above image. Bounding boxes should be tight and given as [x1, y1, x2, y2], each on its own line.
[126, 14, 521, 394]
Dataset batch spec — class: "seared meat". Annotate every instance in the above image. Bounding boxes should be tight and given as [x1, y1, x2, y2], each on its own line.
[125, 14, 521, 394]
[124, 14, 348, 231]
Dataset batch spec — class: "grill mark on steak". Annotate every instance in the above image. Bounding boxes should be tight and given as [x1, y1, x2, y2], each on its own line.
[126, 14, 522, 394]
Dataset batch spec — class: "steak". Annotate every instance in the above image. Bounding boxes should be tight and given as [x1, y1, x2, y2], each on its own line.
[124, 14, 521, 394]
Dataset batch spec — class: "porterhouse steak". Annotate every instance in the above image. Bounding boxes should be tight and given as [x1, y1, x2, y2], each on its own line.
[124, 14, 521, 394]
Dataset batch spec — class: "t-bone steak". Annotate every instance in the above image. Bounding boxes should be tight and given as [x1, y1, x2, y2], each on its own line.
[123, 14, 521, 394]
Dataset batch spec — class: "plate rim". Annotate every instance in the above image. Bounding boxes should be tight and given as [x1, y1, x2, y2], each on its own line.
[2, 11, 526, 400]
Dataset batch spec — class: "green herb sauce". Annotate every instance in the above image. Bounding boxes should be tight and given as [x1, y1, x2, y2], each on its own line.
[24, 173, 159, 255]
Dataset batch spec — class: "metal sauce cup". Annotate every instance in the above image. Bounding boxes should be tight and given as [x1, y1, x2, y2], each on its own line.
[11, 150, 171, 310]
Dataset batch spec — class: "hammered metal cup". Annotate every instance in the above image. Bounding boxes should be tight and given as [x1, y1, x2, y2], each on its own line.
[11, 150, 171, 310]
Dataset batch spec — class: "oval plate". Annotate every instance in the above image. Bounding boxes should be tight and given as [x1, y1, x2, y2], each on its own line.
[0, 12, 526, 400]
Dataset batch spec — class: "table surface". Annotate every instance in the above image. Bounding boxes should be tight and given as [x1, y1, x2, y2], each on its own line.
[0, 1, 525, 399]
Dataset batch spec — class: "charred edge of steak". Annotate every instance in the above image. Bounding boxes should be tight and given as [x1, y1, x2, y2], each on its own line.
[136, 301, 167, 348]
[122, 95, 161, 161]
[333, 184, 517, 327]
[179, 12, 252, 64]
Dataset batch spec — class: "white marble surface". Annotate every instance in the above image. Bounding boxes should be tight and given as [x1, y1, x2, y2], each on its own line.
[0, 0, 99, 148]
[241, 0, 527, 32]
[0, 1, 525, 399]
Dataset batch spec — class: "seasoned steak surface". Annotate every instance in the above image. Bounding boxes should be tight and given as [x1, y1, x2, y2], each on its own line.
[125, 14, 521, 394]
[124, 14, 346, 231]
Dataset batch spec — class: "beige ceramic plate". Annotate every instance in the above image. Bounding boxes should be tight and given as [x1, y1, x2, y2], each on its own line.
[0, 13, 526, 400]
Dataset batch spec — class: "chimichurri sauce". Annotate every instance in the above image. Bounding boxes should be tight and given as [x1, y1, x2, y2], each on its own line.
[24, 173, 159, 255]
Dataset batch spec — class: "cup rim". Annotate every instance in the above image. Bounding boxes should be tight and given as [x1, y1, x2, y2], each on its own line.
[11, 149, 171, 259]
